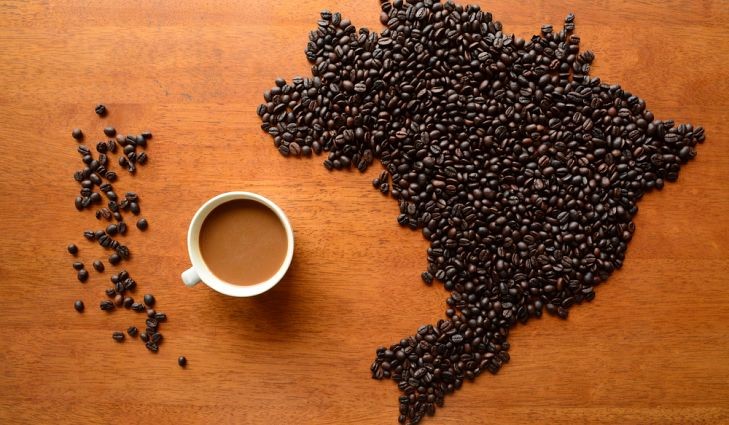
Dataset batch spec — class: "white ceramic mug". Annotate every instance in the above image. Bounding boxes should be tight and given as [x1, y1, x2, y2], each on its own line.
[181, 192, 294, 297]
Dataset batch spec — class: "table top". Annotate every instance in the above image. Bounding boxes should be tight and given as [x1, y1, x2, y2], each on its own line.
[1, 1, 728, 424]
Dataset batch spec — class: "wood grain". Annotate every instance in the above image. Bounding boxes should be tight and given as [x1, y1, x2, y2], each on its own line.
[0, 1, 728, 424]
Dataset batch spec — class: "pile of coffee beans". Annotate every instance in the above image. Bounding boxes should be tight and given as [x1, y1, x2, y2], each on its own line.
[68, 105, 169, 355]
[258, 1, 703, 423]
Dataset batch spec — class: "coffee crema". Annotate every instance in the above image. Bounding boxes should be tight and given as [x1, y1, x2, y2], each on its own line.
[198, 199, 287, 286]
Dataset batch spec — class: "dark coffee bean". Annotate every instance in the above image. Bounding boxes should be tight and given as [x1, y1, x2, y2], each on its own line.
[130, 202, 140, 215]
[94, 230, 105, 239]
[106, 224, 118, 236]
[118, 270, 129, 280]
[127, 326, 138, 337]
[72, 128, 83, 140]
[113, 294, 123, 306]
[118, 222, 127, 235]
[131, 303, 145, 312]
[141, 131, 152, 139]
[113, 212, 123, 222]
[105, 288, 116, 297]
[151, 333, 163, 344]
[143, 294, 155, 307]
[140, 332, 149, 342]
[123, 144, 135, 155]
[146, 309, 156, 318]
[105, 170, 118, 181]
[77, 269, 89, 282]
[93, 260, 104, 272]
[67, 243, 78, 255]
[77, 145, 90, 156]
[123, 297, 134, 308]
[153, 312, 167, 321]
[178, 356, 187, 367]
[95, 104, 107, 116]
[100, 300, 114, 311]
[74, 300, 84, 312]
[137, 152, 148, 165]
[145, 341, 159, 352]
[136, 218, 148, 230]
[103, 127, 116, 137]
[118, 156, 128, 167]
[108, 253, 121, 265]
[72, 262, 84, 270]
[83, 230, 95, 241]
[107, 139, 117, 153]
[116, 245, 130, 259]
[112, 331, 125, 342]
[96, 141, 108, 153]
[123, 278, 136, 291]
[89, 192, 102, 204]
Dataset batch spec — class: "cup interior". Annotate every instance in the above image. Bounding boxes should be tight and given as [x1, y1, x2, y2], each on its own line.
[187, 192, 294, 297]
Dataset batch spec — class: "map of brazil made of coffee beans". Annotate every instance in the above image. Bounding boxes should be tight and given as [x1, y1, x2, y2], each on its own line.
[257, 1, 704, 423]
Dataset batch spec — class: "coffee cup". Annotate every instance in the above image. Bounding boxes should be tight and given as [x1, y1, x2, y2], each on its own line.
[181, 192, 294, 297]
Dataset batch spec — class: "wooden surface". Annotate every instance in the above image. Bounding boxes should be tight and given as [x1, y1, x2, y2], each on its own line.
[1, 1, 728, 424]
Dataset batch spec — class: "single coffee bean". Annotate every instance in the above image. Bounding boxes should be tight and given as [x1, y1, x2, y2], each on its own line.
[72, 262, 84, 270]
[145, 341, 159, 352]
[94, 230, 105, 239]
[106, 224, 118, 236]
[95, 104, 107, 116]
[129, 202, 140, 215]
[113, 294, 123, 306]
[105, 288, 116, 297]
[72, 128, 83, 140]
[140, 332, 149, 342]
[137, 151, 148, 164]
[67, 243, 78, 255]
[143, 294, 155, 307]
[131, 302, 145, 312]
[93, 260, 104, 272]
[105, 170, 118, 181]
[136, 218, 148, 230]
[127, 326, 139, 337]
[74, 300, 84, 312]
[100, 300, 114, 311]
[178, 356, 187, 367]
[103, 127, 116, 137]
[83, 230, 95, 241]
[112, 331, 125, 342]
[118, 222, 127, 235]
[153, 312, 167, 321]
[77, 269, 89, 282]
[146, 308, 156, 318]
[123, 297, 134, 308]
[108, 253, 121, 265]
[116, 245, 130, 259]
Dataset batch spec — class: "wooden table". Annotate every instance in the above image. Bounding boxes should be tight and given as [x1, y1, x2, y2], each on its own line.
[1, 1, 727, 424]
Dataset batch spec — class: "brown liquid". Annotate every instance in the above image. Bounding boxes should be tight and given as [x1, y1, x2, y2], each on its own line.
[198, 199, 288, 286]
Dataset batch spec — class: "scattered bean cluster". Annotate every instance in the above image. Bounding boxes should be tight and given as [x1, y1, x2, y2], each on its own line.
[258, 1, 703, 423]
[68, 105, 176, 358]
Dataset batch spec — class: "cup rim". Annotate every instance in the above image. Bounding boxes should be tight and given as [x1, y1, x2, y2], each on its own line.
[187, 191, 294, 297]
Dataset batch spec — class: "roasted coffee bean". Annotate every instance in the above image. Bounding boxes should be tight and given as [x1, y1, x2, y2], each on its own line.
[129, 202, 140, 215]
[100, 300, 114, 311]
[125, 192, 138, 202]
[106, 224, 118, 236]
[136, 218, 148, 230]
[106, 191, 117, 201]
[72, 262, 84, 270]
[178, 356, 187, 367]
[146, 309, 156, 318]
[127, 326, 138, 337]
[143, 294, 155, 307]
[140, 332, 149, 342]
[83, 230, 95, 241]
[67, 243, 78, 255]
[108, 253, 121, 265]
[113, 294, 123, 306]
[116, 245, 130, 259]
[77, 269, 89, 282]
[260, 4, 705, 423]
[77, 145, 90, 156]
[107, 139, 117, 153]
[105, 170, 118, 182]
[151, 333, 163, 344]
[112, 331, 125, 342]
[123, 144, 135, 155]
[118, 156, 128, 167]
[137, 151, 148, 164]
[153, 312, 167, 322]
[72, 128, 83, 140]
[145, 341, 159, 352]
[118, 222, 127, 235]
[74, 300, 84, 312]
[94, 230, 105, 240]
[123, 278, 136, 291]
[105, 288, 116, 297]
[93, 260, 104, 272]
[141, 131, 152, 139]
[131, 302, 145, 312]
[89, 192, 102, 204]
[103, 127, 116, 137]
[95, 104, 107, 116]
[118, 270, 129, 280]
[123, 297, 134, 308]
[113, 212, 123, 222]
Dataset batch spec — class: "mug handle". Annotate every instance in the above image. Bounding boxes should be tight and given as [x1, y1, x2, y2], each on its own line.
[181, 267, 201, 287]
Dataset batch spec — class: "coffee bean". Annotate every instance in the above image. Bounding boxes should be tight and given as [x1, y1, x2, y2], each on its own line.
[137, 152, 148, 165]
[67, 243, 78, 255]
[123, 297, 134, 308]
[72, 262, 84, 270]
[72, 128, 83, 140]
[145, 342, 159, 352]
[140, 332, 149, 342]
[178, 356, 187, 367]
[106, 224, 118, 236]
[77, 269, 89, 282]
[118, 222, 127, 235]
[74, 300, 84, 312]
[115, 245, 130, 259]
[93, 260, 104, 272]
[127, 326, 138, 337]
[153, 312, 167, 321]
[103, 127, 116, 137]
[136, 218, 148, 230]
[131, 302, 145, 312]
[112, 331, 125, 342]
[105, 288, 116, 297]
[100, 300, 114, 311]
[83, 230, 95, 241]
[146, 309, 156, 318]
[95, 104, 107, 116]
[143, 294, 155, 307]
[109, 253, 121, 265]
[114, 294, 123, 306]
[141, 131, 152, 139]
[130, 202, 140, 215]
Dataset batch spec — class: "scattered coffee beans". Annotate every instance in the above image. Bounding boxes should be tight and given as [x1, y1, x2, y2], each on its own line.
[259, 2, 704, 423]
